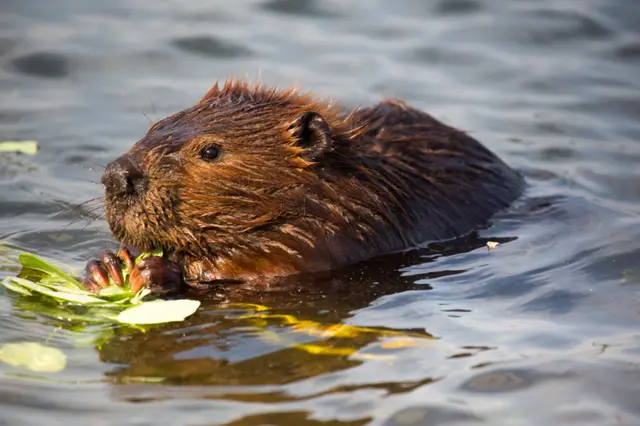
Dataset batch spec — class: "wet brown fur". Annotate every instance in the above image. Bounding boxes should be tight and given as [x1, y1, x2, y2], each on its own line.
[103, 80, 523, 285]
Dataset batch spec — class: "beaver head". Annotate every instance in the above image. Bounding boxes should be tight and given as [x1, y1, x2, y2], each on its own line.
[101, 80, 373, 282]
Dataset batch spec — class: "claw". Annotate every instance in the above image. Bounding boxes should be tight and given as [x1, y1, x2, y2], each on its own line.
[83, 248, 183, 295]
[117, 246, 135, 273]
[129, 257, 162, 294]
[81, 276, 102, 293]
[99, 250, 125, 287]
[84, 259, 110, 288]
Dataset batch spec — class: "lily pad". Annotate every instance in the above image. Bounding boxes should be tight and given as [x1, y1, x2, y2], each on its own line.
[0, 342, 67, 372]
[0, 140, 39, 155]
[116, 299, 201, 325]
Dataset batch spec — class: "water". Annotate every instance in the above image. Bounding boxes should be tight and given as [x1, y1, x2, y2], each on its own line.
[1, 0, 640, 424]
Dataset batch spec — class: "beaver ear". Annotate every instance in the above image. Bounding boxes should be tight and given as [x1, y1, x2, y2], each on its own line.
[292, 112, 333, 161]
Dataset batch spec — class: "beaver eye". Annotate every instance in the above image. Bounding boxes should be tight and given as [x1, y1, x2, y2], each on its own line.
[200, 145, 222, 162]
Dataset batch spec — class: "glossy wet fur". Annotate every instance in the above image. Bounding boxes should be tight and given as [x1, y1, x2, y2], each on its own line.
[93, 80, 523, 289]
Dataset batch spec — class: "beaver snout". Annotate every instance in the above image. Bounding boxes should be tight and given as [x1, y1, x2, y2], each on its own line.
[102, 156, 147, 198]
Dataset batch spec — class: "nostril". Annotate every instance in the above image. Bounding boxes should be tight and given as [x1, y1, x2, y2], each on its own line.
[102, 156, 147, 197]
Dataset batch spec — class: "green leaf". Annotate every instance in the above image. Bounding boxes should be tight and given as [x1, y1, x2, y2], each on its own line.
[5, 250, 198, 326]
[0, 140, 39, 155]
[130, 288, 151, 305]
[116, 299, 200, 325]
[135, 248, 163, 263]
[38, 277, 92, 294]
[0, 342, 66, 372]
[97, 286, 130, 297]
[6, 277, 105, 305]
[18, 253, 82, 288]
[1, 278, 32, 296]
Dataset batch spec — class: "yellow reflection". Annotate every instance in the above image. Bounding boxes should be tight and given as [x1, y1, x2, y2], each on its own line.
[222, 303, 437, 361]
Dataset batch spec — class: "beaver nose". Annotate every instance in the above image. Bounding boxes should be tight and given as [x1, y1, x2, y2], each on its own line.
[102, 156, 146, 197]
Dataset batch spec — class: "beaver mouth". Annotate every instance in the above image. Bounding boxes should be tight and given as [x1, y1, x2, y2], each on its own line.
[106, 194, 197, 269]
[103, 191, 169, 255]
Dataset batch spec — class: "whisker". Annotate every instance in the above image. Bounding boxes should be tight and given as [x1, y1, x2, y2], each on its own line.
[149, 98, 158, 120]
[81, 205, 106, 217]
[79, 216, 103, 234]
[57, 217, 86, 236]
[69, 177, 101, 185]
[47, 197, 104, 223]
[142, 111, 153, 125]
[57, 209, 106, 238]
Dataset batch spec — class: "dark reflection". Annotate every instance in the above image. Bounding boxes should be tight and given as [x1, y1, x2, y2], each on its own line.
[521, 289, 586, 314]
[89, 233, 517, 386]
[433, 0, 481, 15]
[110, 375, 437, 405]
[528, 9, 614, 42]
[612, 39, 640, 60]
[9, 51, 71, 79]
[383, 405, 481, 426]
[408, 46, 481, 67]
[260, 0, 340, 18]
[172, 36, 254, 59]
[460, 369, 535, 393]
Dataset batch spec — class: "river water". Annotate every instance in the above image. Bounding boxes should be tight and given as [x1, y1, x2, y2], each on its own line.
[1, 0, 640, 425]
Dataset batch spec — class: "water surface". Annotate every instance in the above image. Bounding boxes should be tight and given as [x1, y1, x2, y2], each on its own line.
[1, 0, 640, 425]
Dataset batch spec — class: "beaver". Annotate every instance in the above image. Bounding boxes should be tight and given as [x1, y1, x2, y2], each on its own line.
[82, 80, 524, 293]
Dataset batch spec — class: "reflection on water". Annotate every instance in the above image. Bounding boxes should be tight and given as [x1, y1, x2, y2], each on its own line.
[2, 0, 640, 424]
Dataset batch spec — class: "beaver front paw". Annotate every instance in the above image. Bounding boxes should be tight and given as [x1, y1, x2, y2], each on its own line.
[81, 247, 184, 295]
